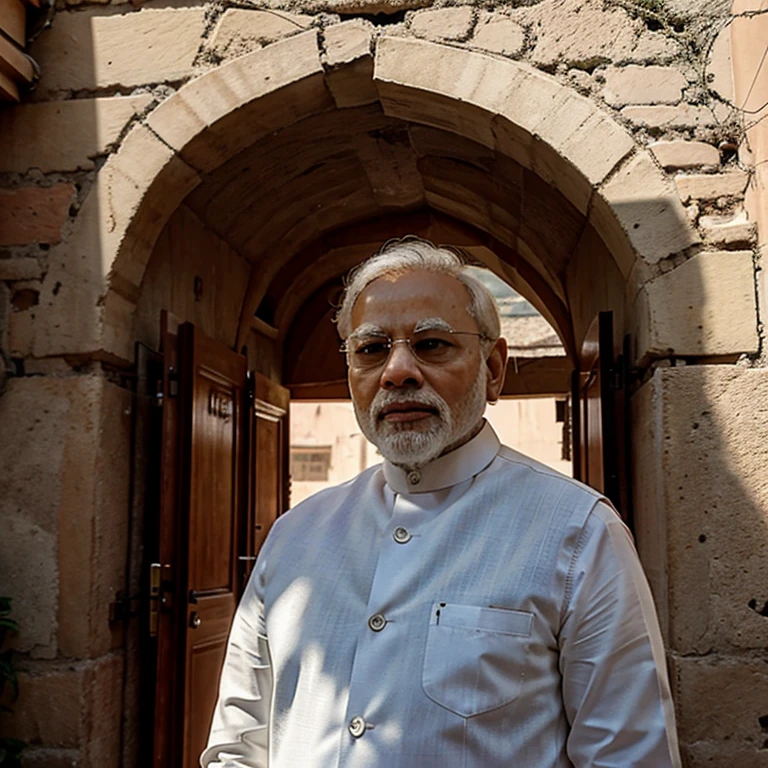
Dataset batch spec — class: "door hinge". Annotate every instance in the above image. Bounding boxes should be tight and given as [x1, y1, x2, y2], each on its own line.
[108, 591, 140, 623]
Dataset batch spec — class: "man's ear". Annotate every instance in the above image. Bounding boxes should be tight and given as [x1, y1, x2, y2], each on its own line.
[485, 336, 508, 403]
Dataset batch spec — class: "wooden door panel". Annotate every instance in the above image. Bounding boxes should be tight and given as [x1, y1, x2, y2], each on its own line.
[179, 323, 247, 768]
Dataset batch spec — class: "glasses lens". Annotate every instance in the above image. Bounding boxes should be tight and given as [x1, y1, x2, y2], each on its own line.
[349, 336, 391, 369]
[410, 331, 457, 365]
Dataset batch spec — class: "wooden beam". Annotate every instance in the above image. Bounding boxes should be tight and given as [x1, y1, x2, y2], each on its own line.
[501, 356, 572, 398]
[289, 379, 350, 401]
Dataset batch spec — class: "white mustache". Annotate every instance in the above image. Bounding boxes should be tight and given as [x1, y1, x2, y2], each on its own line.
[371, 389, 448, 420]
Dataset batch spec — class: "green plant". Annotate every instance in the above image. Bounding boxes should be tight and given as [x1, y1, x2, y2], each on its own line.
[0, 597, 23, 768]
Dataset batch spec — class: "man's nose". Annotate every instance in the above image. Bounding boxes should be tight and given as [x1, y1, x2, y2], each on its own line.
[379, 341, 424, 389]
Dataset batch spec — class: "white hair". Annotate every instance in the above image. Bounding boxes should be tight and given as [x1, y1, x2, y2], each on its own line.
[335, 237, 501, 348]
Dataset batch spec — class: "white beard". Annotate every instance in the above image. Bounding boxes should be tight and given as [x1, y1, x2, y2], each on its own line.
[353, 366, 488, 470]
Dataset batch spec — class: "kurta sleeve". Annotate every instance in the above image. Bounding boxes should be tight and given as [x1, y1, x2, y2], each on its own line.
[200, 561, 273, 768]
[559, 501, 681, 768]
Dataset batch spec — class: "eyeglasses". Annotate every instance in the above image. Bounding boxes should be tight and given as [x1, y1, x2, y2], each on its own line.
[340, 329, 492, 371]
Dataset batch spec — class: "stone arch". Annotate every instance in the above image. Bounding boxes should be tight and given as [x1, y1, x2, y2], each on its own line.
[33, 26, 704, 368]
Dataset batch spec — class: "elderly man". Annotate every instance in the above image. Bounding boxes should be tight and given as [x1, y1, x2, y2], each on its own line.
[202, 238, 681, 767]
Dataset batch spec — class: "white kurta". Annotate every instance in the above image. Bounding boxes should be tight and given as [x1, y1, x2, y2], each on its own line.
[202, 423, 681, 768]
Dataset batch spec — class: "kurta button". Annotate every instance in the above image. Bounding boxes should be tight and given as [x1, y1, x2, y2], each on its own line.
[368, 613, 386, 632]
[349, 715, 366, 738]
[393, 526, 412, 544]
[407, 470, 421, 486]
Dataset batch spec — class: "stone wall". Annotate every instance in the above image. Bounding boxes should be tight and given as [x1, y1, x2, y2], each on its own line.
[0, 1, 765, 766]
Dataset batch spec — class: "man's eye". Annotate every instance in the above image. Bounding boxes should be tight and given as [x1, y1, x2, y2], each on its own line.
[356, 341, 389, 356]
[413, 337, 451, 353]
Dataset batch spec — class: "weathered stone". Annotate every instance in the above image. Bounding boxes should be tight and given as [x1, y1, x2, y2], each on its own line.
[621, 104, 716, 130]
[0, 654, 123, 762]
[526, 0, 678, 70]
[31, 7, 206, 96]
[602, 64, 686, 107]
[208, 9, 312, 60]
[676, 171, 749, 202]
[673, 657, 768, 747]
[8, 307, 35, 357]
[0, 184, 74, 246]
[0, 257, 43, 281]
[410, 6, 474, 42]
[323, 20, 377, 108]
[0, 96, 152, 173]
[470, 13, 525, 56]
[641, 251, 758, 358]
[635, 366, 768, 657]
[649, 139, 720, 170]
[263, 0, 429, 11]
[597, 152, 699, 264]
[708, 21, 734, 104]
[146, 31, 330, 174]
[699, 212, 757, 248]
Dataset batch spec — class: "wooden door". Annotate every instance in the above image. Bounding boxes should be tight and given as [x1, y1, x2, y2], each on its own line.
[150, 321, 291, 767]
[242, 372, 290, 584]
[179, 322, 249, 768]
[572, 312, 632, 526]
[152, 320, 247, 768]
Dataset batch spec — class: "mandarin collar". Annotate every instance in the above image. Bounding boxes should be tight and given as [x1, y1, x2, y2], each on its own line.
[383, 421, 500, 494]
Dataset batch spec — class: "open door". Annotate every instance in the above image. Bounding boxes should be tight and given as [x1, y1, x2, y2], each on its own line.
[149, 320, 290, 768]
[572, 311, 632, 527]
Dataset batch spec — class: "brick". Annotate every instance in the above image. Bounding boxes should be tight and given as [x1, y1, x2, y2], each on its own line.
[323, 20, 377, 108]
[208, 9, 312, 60]
[31, 7, 205, 96]
[0, 184, 74, 246]
[410, 7, 474, 41]
[0, 257, 43, 281]
[649, 140, 720, 170]
[640, 251, 758, 358]
[0, 96, 153, 173]
[471, 13, 525, 56]
[601, 64, 686, 107]
[676, 171, 749, 202]
[597, 152, 699, 264]
[526, 0, 678, 70]
[621, 103, 716, 130]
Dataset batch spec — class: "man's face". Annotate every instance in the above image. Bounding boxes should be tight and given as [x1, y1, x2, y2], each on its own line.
[347, 270, 506, 468]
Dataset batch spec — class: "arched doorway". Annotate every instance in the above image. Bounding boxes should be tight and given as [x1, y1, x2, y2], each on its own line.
[36, 29, 705, 765]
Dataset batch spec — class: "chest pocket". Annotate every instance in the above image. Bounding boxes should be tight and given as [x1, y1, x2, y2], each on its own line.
[421, 602, 533, 718]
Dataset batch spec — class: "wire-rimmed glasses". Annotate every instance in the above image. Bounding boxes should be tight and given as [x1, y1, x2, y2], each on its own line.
[340, 329, 491, 371]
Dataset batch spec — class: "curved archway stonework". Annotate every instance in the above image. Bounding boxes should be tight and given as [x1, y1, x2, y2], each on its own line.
[29, 28, 756, 368]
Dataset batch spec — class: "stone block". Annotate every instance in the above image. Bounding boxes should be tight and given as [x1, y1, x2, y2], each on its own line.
[147, 31, 331, 174]
[597, 152, 699, 264]
[676, 171, 749, 202]
[601, 64, 686, 108]
[471, 13, 525, 56]
[645, 367, 768, 654]
[649, 140, 720, 170]
[263, 0, 429, 10]
[699, 212, 756, 248]
[0, 257, 43, 281]
[208, 9, 312, 60]
[526, 0, 678, 70]
[31, 7, 205, 96]
[639, 250, 758, 359]
[0, 96, 152, 173]
[0, 184, 74, 246]
[323, 21, 377, 108]
[410, 7, 474, 41]
[621, 104, 716, 130]
[8, 307, 35, 357]
[672, 656, 768, 756]
[0, 654, 123, 762]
